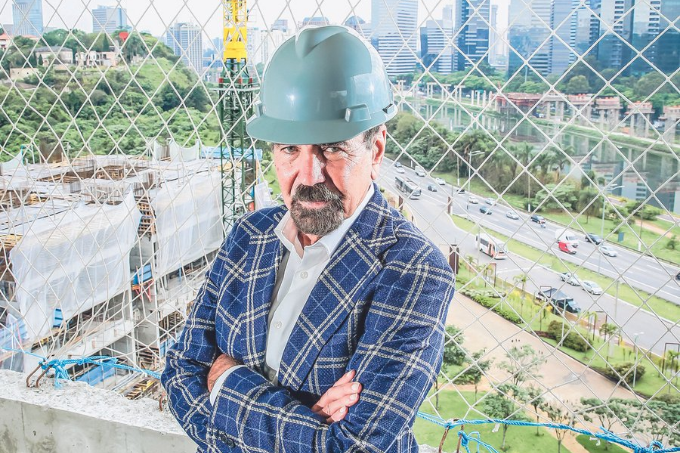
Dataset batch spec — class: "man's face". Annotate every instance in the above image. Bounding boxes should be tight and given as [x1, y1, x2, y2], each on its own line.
[272, 126, 386, 238]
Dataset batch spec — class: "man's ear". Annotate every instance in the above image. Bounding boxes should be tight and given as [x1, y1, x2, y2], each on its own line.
[370, 125, 387, 180]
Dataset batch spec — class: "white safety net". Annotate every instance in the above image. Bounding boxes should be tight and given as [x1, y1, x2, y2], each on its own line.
[0, 0, 678, 450]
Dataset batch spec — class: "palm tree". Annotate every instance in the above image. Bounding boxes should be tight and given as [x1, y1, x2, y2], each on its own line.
[599, 323, 619, 363]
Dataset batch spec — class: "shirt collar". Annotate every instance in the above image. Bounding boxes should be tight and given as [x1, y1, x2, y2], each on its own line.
[275, 184, 375, 259]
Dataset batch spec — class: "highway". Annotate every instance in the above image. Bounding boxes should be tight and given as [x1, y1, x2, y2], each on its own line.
[377, 160, 680, 356]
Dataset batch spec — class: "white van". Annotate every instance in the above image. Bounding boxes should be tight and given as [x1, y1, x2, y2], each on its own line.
[555, 229, 580, 247]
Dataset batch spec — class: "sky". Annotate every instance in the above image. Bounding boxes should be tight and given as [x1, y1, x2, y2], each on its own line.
[1, 0, 510, 46]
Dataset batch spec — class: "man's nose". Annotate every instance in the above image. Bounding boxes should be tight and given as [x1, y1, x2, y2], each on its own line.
[296, 147, 326, 186]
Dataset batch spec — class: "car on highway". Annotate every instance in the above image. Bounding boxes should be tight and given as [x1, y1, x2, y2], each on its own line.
[427, 184, 438, 192]
[395, 166, 405, 174]
[531, 214, 546, 224]
[599, 245, 618, 257]
[558, 241, 577, 254]
[581, 280, 603, 295]
[484, 197, 496, 206]
[415, 166, 426, 177]
[585, 233, 604, 245]
[505, 210, 519, 220]
[479, 205, 492, 215]
[394, 161, 403, 168]
[536, 287, 582, 314]
[676, 271, 680, 281]
[468, 196, 479, 204]
[559, 272, 581, 286]
[434, 177, 445, 185]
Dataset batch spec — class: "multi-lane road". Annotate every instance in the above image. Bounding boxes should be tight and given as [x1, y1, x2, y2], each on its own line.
[377, 160, 680, 355]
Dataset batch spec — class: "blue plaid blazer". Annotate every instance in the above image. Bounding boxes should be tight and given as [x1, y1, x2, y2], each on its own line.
[162, 187, 455, 452]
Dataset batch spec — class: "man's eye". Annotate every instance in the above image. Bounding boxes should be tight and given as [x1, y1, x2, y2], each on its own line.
[279, 146, 297, 154]
[322, 146, 342, 154]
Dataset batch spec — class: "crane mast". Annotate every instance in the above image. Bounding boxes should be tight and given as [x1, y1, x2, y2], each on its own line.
[219, 0, 257, 229]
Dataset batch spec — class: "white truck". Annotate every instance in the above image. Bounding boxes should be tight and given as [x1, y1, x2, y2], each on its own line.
[554, 228, 580, 247]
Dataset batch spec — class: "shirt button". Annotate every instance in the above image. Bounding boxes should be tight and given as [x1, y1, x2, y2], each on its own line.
[274, 321, 282, 329]
[300, 271, 308, 279]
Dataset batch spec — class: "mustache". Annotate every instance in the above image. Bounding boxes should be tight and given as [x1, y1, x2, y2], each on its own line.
[292, 184, 344, 203]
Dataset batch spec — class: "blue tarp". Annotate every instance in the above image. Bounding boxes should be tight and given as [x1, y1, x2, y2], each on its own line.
[201, 146, 263, 161]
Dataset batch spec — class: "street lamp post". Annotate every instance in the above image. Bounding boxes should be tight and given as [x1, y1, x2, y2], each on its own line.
[468, 151, 484, 193]
[633, 332, 644, 387]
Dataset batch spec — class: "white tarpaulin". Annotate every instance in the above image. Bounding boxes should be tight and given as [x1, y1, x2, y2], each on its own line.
[10, 193, 141, 342]
[169, 140, 199, 162]
[152, 171, 223, 278]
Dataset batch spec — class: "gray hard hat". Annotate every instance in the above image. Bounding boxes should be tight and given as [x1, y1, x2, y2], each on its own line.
[246, 25, 396, 145]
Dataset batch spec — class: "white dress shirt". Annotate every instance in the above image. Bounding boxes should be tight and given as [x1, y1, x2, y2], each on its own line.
[210, 185, 374, 404]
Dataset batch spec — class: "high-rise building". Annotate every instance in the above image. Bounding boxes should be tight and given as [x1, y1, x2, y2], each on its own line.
[508, 0, 552, 76]
[371, 0, 419, 76]
[301, 17, 330, 27]
[655, 0, 679, 73]
[165, 23, 203, 74]
[590, 0, 635, 73]
[507, 0, 580, 76]
[549, 0, 578, 75]
[488, 4, 508, 70]
[92, 5, 128, 34]
[344, 16, 371, 40]
[271, 19, 289, 34]
[454, 0, 490, 71]
[630, 0, 661, 74]
[421, 10, 454, 74]
[12, 0, 43, 36]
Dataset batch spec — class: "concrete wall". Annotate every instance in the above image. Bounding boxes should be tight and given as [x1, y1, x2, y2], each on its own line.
[0, 370, 196, 453]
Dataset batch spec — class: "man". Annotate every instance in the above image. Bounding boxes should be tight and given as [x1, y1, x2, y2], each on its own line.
[162, 26, 455, 452]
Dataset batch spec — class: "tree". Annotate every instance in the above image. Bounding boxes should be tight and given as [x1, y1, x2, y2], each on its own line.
[541, 401, 574, 453]
[577, 187, 600, 223]
[436, 325, 467, 408]
[522, 385, 544, 436]
[667, 235, 678, 251]
[499, 345, 546, 387]
[578, 398, 632, 450]
[599, 323, 619, 363]
[483, 385, 526, 451]
[564, 75, 591, 95]
[457, 349, 492, 402]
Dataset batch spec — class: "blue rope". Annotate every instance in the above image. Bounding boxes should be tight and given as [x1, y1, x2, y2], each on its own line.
[1, 347, 161, 388]
[416, 412, 680, 453]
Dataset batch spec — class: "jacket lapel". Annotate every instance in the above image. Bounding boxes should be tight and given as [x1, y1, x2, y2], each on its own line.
[277, 187, 398, 390]
[239, 212, 284, 373]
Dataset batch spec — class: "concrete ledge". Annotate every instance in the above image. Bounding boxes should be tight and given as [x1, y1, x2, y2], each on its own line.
[0, 370, 196, 453]
[0, 370, 440, 452]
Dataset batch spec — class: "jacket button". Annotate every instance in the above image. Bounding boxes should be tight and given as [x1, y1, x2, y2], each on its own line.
[227, 439, 236, 448]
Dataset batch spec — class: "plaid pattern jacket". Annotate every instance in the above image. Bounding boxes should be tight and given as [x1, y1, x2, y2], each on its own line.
[162, 187, 456, 452]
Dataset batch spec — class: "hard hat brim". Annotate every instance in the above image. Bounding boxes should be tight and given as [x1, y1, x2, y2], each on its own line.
[246, 111, 393, 145]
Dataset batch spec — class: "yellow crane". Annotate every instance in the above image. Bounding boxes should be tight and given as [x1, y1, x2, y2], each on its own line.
[219, 0, 258, 227]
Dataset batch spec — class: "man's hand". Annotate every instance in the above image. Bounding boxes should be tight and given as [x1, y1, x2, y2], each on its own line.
[312, 370, 362, 424]
[207, 354, 240, 392]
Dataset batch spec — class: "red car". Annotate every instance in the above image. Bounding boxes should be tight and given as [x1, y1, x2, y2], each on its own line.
[558, 241, 577, 254]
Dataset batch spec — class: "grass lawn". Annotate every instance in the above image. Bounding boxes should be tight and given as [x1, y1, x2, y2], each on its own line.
[414, 390, 573, 453]
[576, 434, 631, 453]
[450, 216, 680, 323]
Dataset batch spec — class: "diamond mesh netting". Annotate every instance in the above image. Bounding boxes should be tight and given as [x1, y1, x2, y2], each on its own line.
[0, 0, 678, 450]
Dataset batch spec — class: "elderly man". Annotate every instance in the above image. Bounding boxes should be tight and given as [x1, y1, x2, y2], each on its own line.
[162, 25, 455, 452]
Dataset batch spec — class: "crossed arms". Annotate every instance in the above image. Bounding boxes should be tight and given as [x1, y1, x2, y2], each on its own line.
[162, 222, 455, 452]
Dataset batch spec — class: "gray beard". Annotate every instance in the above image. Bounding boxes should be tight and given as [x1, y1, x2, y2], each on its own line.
[290, 200, 344, 236]
[290, 184, 345, 236]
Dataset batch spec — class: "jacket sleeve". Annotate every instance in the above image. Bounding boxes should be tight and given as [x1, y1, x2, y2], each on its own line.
[161, 220, 243, 451]
[209, 254, 455, 453]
